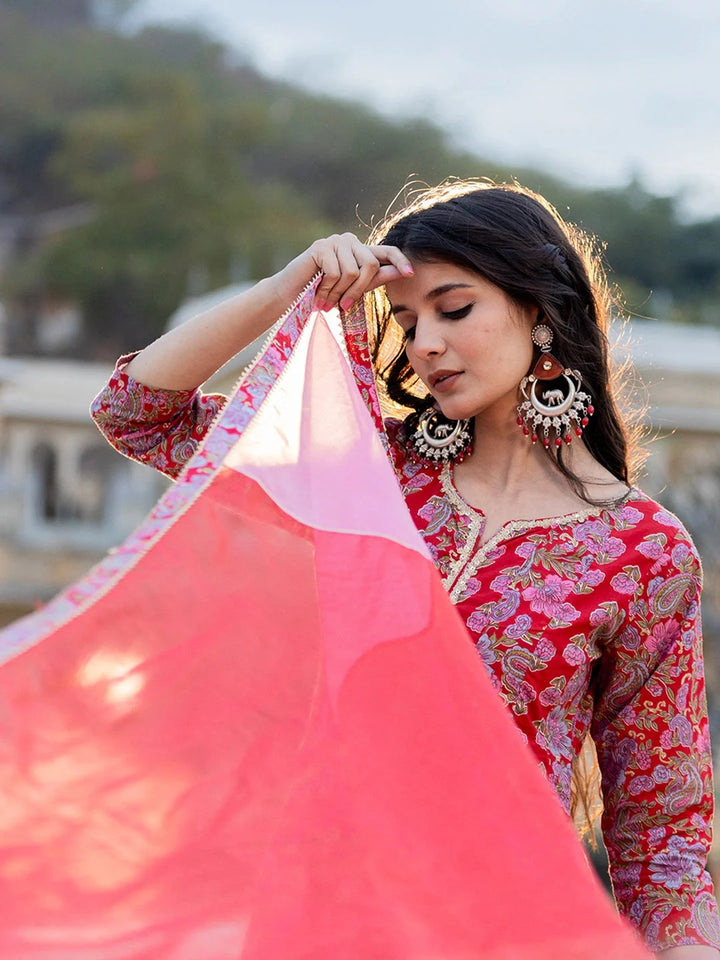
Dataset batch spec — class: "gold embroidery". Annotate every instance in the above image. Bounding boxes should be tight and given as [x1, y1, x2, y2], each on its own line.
[438, 463, 484, 595]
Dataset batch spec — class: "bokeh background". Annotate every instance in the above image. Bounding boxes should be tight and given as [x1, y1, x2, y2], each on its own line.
[0, 0, 719, 878]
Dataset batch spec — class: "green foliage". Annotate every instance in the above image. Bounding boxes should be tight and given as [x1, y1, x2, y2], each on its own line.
[1, 4, 719, 359]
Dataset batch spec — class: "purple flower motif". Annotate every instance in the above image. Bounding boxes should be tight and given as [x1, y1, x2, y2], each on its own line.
[475, 633, 497, 667]
[578, 567, 605, 589]
[535, 706, 572, 759]
[611, 571, 640, 595]
[417, 497, 452, 535]
[505, 614, 532, 640]
[562, 642, 586, 666]
[654, 508, 682, 530]
[628, 775, 655, 795]
[620, 505, 643, 524]
[490, 573, 513, 593]
[649, 835, 704, 890]
[634, 744, 652, 769]
[467, 610, 490, 634]
[574, 520, 626, 558]
[614, 863, 642, 886]
[672, 542, 690, 566]
[638, 540, 665, 561]
[515, 541, 536, 560]
[652, 765, 671, 784]
[648, 826, 667, 845]
[660, 730, 673, 750]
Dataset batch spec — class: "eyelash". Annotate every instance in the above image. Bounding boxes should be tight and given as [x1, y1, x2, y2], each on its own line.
[400, 303, 473, 341]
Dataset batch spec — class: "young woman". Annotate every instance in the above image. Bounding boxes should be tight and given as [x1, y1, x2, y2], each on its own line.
[92, 180, 720, 957]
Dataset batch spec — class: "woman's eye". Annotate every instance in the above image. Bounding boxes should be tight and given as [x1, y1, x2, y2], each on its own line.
[442, 304, 473, 320]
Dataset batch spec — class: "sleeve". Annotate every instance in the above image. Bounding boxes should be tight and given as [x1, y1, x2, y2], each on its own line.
[90, 353, 228, 480]
[590, 519, 720, 952]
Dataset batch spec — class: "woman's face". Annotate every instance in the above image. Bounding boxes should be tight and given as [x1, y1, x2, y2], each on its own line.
[385, 259, 537, 424]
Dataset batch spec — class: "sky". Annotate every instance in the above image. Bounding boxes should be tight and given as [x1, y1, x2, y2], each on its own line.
[127, 0, 720, 217]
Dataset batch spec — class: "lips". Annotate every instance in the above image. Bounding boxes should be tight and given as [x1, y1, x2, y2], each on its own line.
[429, 369, 463, 388]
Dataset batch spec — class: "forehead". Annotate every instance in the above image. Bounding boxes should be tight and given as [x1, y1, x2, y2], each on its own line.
[385, 259, 487, 309]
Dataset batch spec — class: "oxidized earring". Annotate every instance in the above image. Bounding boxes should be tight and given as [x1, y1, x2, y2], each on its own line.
[516, 323, 594, 448]
[409, 406, 473, 463]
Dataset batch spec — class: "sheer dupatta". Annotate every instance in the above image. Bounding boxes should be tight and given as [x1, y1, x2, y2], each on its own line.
[0, 282, 650, 959]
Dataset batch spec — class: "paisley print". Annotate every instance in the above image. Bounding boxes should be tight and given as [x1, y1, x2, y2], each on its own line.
[91, 351, 720, 953]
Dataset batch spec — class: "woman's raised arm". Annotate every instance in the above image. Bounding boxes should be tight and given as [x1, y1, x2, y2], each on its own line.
[124, 235, 412, 391]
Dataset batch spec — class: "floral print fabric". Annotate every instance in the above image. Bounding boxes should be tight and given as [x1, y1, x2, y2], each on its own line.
[91, 356, 720, 952]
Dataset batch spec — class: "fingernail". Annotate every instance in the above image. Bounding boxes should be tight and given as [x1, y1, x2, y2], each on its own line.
[339, 297, 353, 311]
[315, 299, 328, 311]
[402, 264, 414, 275]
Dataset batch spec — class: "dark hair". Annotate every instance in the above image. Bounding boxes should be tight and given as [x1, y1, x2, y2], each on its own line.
[367, 179, 642, 502]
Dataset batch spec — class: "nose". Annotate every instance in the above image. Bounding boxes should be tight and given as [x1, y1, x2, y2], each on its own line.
[411, 315, 445, 360]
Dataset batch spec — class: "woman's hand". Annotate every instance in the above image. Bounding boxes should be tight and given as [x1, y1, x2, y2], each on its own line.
[272, 233, 414, 313]
[124, 233, 413, 392]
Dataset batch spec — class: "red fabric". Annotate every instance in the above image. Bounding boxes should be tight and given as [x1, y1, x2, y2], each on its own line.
[0, 466, 649, 959]
[0, 296, 657, 958]
[90, 331, 720, 950]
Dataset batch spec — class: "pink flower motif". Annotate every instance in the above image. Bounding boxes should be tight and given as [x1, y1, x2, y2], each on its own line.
[536, 638, 556, 661]
[562, 643, 586, 666]
[539, 686, 562, 706]
[610, 572, 639, 595]
[646, 619, 680, 655]
[522, 575, 576, 619]
[490, 573, 513, 592]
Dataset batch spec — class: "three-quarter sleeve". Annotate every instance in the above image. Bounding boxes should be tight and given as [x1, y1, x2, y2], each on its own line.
[90, 353, 228, 479]
[591, 514, 720, 951]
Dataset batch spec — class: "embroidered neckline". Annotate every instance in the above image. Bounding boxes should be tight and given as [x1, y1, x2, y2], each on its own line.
[439, 462, 636, 603]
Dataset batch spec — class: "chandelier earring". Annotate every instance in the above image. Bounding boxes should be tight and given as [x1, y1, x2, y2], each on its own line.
[409, 406, 473, 464]
[516, 322, 594, 448]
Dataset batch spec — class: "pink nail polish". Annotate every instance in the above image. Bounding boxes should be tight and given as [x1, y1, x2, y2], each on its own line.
[339, 298, 353, 311]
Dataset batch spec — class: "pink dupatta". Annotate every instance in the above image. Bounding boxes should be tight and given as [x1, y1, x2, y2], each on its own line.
[0, 283, 650, 959]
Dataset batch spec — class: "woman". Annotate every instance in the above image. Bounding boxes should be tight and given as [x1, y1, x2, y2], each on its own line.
[92, 179, 720, 957]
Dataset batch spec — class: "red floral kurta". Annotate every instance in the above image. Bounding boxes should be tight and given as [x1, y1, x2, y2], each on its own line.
[91, 355, 720, 953]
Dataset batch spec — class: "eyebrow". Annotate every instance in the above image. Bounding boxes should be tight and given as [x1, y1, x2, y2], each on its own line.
[390, 282, 475, 315]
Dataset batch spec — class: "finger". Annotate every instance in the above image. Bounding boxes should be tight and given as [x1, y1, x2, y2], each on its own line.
[336, 248, 384, 307]
[312, 242, 342, 309]
[369, 244, 414, 277]
[368, 262, 411, 291]
[322, 242, 364, 307]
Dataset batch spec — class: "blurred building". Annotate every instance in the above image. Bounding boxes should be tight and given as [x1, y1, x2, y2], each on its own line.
[0, 356, 164, 626]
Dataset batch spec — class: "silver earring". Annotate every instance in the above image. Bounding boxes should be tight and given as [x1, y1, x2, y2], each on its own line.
[409, 407, 473, 463]
[516, 323, 594, 448]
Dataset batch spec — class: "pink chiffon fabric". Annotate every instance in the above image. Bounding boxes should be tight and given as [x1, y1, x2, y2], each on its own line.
[0, 286, 651, 959]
